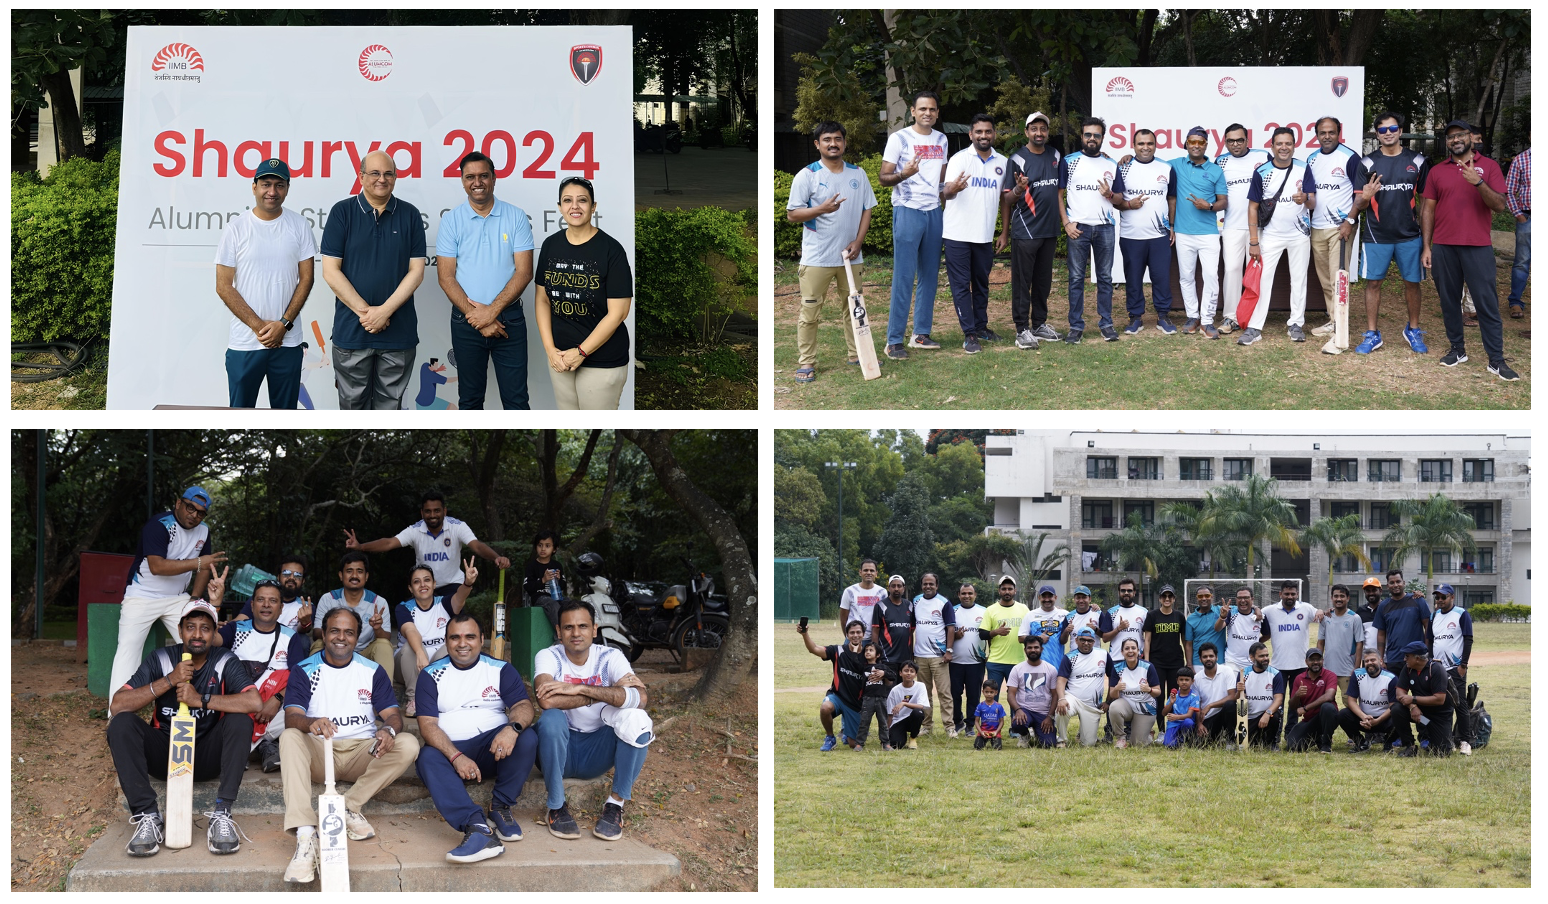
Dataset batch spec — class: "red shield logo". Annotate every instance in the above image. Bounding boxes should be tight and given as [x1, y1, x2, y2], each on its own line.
[1331, 77, 1349, 98]
[570, 45, 602, 85]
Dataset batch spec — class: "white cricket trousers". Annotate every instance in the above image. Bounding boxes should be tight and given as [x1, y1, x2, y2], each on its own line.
[550, 364, 628, 410]
[1248, 232, 1311, 331]
[109, 592, 190, 694]
[1221, 228, 1251, 322]
[1056, 695, 1104, 747]
[1176, 233, 1222, 323]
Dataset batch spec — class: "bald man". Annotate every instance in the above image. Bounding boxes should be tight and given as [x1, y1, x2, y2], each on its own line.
[319, 150, 428, 409]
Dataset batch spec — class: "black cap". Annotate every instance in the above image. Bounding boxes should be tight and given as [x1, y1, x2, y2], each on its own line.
[1443, 119, 1475, 135]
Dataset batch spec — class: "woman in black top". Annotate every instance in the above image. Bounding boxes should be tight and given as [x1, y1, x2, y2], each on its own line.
[535, 176, 634, 409]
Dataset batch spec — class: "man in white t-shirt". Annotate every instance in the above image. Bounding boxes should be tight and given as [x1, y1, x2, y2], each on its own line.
[215, 158, 317, 409]
[534, 599, 652, 842]
[943, 114, 1010, 355]
[879, 91, 950, 358]
[1058, 117, 1127, 343]
[1116, 128, 1177, 335]
[786, 121, 877, 383]
[110, 487, 224, 695]
[1304, 117, 1366, 338]
[1241, 127, 1316, 346]
[1262, 581, 1320, 735]
[1191, 642, 1239, 743]
[838, 559, 886, 643]
[910, 573, 955, 737]
[345, 490, 510, 598]
[1215, 123, 1271, 332]
[949, 583, 987, 737]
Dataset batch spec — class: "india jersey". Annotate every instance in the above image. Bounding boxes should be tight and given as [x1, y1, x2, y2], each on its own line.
[393, 597, 455, 655]
[395, 517, 478, 587]
[1060, 151, 1125, 226]
[1223, 608, 1263, 669]
[1348, 668, 1396, 715]
[1360, 150, 1428, 244]
[315, 589, 391, 651]
[417, 654, 529, 742]
[1430, 606, 1474, 669]
[1215, 148, 1271, 231]
[124, 512, 211, 600]
[1305, 144, 1366, 229]
[840, 583, 887, 641]
[1109, 658, 1159, 716]
[951, 604, 987, 663]
[1106, 604, 1147, 661]
[1118, 158, 1175, 240]
[1241, 665, 1284, 717]
[285, 651, 398, 740]
[1263, 602, 1318, 670]
[911, 594, 956, 657]
[533, 643, 635, 733]
[882, 127, 949, 210]
[787, 161, 877, 267]
[1059, 647, 1108, 707]
[942, 146, 1009, 244]
[1248, 160, 1311, 239]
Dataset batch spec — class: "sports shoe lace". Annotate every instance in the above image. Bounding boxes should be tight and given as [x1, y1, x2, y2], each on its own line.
[204, 809, 254, 847]
[128, 812, 163, 847]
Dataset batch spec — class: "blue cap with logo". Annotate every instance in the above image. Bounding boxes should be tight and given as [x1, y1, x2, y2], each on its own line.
[254, 158, 291, 182]
[1073, 585, 1091, 596]
[1074, 626, 1098, 639]
[1434, 583, 1456, 597]
[1038, 584, 1057, 596]
[181, 486, 212, 509]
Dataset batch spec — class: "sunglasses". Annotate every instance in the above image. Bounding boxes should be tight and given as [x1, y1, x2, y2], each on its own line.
[1376, 125, 1401, 135]
[279, 569, 305, 578]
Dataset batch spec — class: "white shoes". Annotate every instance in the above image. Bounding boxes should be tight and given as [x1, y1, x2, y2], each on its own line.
[285, 832, 319, 884]
[345, 809, 376, 840]
[1460, 741, 1473, 756]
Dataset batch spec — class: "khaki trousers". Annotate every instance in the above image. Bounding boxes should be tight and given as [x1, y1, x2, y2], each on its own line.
[912, 656, 953, 733]
[796, 264, 862, 367]
[279, 729, 419, 831]
[1309, 226, 1343, 323]
[396, 642, 449, 703]
[1109, 697, 1156, 746]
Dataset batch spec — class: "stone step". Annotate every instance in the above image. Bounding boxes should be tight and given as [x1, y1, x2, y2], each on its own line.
[67, 811, 679, 892]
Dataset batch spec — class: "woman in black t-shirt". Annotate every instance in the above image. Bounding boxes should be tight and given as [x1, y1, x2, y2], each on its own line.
[535, 176, 634, 409]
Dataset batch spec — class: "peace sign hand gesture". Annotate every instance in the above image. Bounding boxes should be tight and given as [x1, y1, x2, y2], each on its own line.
[1361, 173, 1384, 201]
[1188, 194, 1211, 211]
[343, 528, 360, 549]
[1459, 158, 1483, 186]
[462, 556, 479, 585]
[816, 193, 844, 216]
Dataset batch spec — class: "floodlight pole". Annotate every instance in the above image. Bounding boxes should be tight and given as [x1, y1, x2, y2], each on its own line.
[825, 461, 858, 579]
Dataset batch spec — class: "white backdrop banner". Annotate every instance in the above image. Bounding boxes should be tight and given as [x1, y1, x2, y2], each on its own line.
[1090, 66, 1365, 284]
[107, 25, 634, 409]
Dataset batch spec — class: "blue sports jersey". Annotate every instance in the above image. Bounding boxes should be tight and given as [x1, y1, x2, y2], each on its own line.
[975, 701, 1006, 732]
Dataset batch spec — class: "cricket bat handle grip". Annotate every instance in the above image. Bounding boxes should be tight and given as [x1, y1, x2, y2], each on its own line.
[324, 737, 336, 790]
[842, 256, 859, 296]
[176, 651, 192, 716]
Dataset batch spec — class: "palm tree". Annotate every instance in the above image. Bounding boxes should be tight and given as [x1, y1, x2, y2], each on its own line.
[1010, 531, 1072, 590]
[1160, 499, 1244, 580]
[1101, 512, 1168, 581]
[1197, 475, 1301, 598]
[1302, 512, 1371, 599]
[1383, 493, 1477, 591]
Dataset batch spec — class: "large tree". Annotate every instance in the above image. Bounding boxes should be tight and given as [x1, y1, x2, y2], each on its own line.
[11, 10, 117, 163]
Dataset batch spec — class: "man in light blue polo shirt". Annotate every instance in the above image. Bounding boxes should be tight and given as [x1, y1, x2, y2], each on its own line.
[436, 151, 536, 409]
[1169, 127, 1229, 338]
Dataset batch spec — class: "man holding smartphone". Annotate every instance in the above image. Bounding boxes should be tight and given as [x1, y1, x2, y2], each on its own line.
[800, 618, 872, 751]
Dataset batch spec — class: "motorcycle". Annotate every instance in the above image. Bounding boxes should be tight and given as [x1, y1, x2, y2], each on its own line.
[618, 557, 730, 663]
[541, 552, 636, 658]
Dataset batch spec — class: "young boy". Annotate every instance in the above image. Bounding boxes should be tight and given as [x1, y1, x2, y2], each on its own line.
[853, 641, 895, 750]
[885, 661, 931, 749]
[1162, 666, 1202, 748]
[973, 681, 1006, 750]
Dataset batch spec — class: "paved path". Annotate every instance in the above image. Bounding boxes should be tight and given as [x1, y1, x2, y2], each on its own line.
[634, 146, 756, 211]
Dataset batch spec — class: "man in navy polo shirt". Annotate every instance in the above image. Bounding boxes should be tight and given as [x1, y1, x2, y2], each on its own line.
[320, 150, 428, 409]
[437, 152, 535, 409]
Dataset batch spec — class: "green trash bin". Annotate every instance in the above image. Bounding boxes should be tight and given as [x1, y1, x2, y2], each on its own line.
[87, 604, 173, 699]
[508, 606, 555, 680]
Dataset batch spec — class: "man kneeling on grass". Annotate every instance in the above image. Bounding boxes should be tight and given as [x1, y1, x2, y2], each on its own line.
[1007, 636, 1061, 748]
[414, 611, 538, 863]
[800, 619, 872, 750]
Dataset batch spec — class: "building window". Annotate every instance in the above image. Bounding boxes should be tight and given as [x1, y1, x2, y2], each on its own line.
[1464, 503, 1495, 531]
[1428, 549, 1453, 573]
[1463, 459, 1495, 483]
[1081, 543, 1113, 572]
[1329, 501, 1359, 520]
[1331, 552, 1361, 573]
[1290, 499, 1311, 527]
[1180, 457, 1212, 481]
[1123, 500, 1154, 526]
[1368, 547, 1398, 572]
[1419, 459, 1453, 483]
[1223, 458, 1253, 481]
[1128, 457, 1159, 480]
[1327, 459, 1358, 482]
[1369, 503, 1399, 530]
[1270, 458, 1312, 481]
[1368, 459, 1401, 482]
[1087, 456, 1118, 480]
[1463, 588, 1496, 606]
[1082, 500, 1114, 530]
[1462, 548, 1495, 574]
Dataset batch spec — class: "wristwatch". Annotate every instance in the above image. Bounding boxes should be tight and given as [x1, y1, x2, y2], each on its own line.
[201, 691, 212, 710]
[509, 720, 525, 733]
[1343, 217, 1356, 225]
[281, 317, 294, 331]
[380, 725, 397, 738]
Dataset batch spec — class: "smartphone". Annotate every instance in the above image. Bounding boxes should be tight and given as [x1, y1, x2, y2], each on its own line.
[798, 616, 809, 633]
[370, 737, 383, 757]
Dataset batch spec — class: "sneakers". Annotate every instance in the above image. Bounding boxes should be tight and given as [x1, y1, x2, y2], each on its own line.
[447, 823, 504, 863]
[1181, 318, 1200, 334]
[820, 734, 837, 751]
[1355, 330, 1383, 354]
[1440, 349, 1469, 367]
[205, 808, 244, 855]
[1016, 735, 1030, 748]
[1203, 323, 1220, 339]
[126, 811, 164, 858]
[1063, 329, 1083, 345]
[1124, 319, 1144, 335]
[259, 737, 281, 773]
[978, 328, 1002, 343]
[1489, 361, 1520, 381]
[1156, 318, 1178, 335]
[947, 727, 959, 739]
[545, 805, 582, 840]
[963, 336, 982, 355]
[1287, 324, 1306, 342]
[1403, 324, 1428, 353]
[344, 809, 376, 841]
[489, 806, 523, 842]
[1218, 318, 1238, 334]
[1460, 741, 1473, 756]
[1318, 745, 1332, 755]
[285, 831, 319, 884]
[1015, 329, 1039, 350]
[1236, 328, 1262, 346]
[885, 343, 908, 360]
[1311, 320, 1337, 336]
[906, 737, 919, 749]
[1031, 324, 1061, 342]
[1396, 745, 1419, 758]
[1100, 325, 1119, 341]
[594, 802, 625, 841]
[908, 334, 941, 350]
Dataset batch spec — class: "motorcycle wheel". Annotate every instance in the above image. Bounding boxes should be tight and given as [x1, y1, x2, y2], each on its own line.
[605, 637, 638, 661]
[672, 614, 729, 658]
[667, 137, 683, 154]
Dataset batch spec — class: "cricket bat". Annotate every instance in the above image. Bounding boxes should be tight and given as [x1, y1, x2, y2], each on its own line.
[842, 257, 882, 381]
[165, 652, 196, 849]
[491, 568, 507, 661]
[1322, 238, 1351, 354]
[319, 738, 349, 892]
[1235, 691, 1249, 750]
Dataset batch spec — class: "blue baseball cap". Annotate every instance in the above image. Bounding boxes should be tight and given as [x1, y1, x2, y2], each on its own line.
[181, 486, 212, 509]
[1074, 627, 1098, 639]
[1073, 585, 1091, 596]
[254, 158, 291, 182]
[1434, 583, 1456, 597]
[1038, 584, 1057, 596]
[1400, 641, 1430, 656]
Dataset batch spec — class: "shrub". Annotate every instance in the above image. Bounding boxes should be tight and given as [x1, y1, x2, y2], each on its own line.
[11, 150, 120, 343]
[634, 205, 755, 341]
[773, 169, 801, 260]
[773, 153, 895, 261]
[1466, 602, 1530, 622]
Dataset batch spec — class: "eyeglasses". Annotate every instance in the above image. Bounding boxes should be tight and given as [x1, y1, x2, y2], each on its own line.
[179, 499, 208, 518]
[1225, 137, 1247, 144]
[279, 569, 305, 578]
[362, 170, 396, 181]
[1376, 125, 1402, 135]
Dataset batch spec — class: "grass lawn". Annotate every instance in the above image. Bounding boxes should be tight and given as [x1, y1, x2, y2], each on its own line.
[773, 620, 1531, 887]
[771, 256, 1530, 410]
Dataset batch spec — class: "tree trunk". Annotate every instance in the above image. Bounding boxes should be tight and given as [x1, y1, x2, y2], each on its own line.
[1341, 10, 1384, 65]
[15, 432, 40, 638]
[1312, 10, 1341, 66]
[1136, 9, 1158, 67]
[1182, 11, 1196, 67]
[38, 67, 86, 162]
[566, 438, 623, 556]
[874, 10, 908, 133]
[621, 430, 756, 704]
[539, 430, 603, 531]
[469, 430, 507, 542]
[12, 101, 35, 173]
[1472, 37, 1509, 135]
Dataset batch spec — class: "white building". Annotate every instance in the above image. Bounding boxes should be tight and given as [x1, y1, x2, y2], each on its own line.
[983, 431, 1530, 608]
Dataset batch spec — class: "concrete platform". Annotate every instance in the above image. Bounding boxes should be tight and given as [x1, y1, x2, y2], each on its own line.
[67, 811, 679, 892]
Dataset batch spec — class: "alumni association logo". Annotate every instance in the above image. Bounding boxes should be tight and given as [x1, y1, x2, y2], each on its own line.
[359, 45, 393, 81]
[1218, 77, 1238, 97]
[571, 45, 603, 85]
[1105, 76, 1135, 99]
[151, 43, 205, 73]
[1331, 76, 1349, 98]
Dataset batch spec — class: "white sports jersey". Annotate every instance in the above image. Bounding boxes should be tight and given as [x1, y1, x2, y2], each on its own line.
[1242, 665, 1283, 717]
[885, 681, 931, 719]
[224, 622, 303, 685]
[787, 160, 877, 267]
[1060, 151, 1124, 226]
[911, 594, 954, 657]
[1106, 604, 1147, 661]
[1215, 148, 1271, 231]
[314, 589, 391, 651]
[124, 512, 211, 601]
[1060, 647, 1108, 707]
[1430, 606, 1473, 668]
[395, 517, 479, 587]
[533, 643, 635, 733]
[951, 604, 986, 663]
[1348, 668, 1396, 716]
[1223, 608, 1263, 669]
[285, 651, 397, 740]
[1248, 159, 1312, 239]
[418, 654, 528, 742]
[1118, 157, 1175, 240]
[840, 583, 887, 641]
[276, 600, 308, 630]
[1305, 144, 1365, 229]
[394, 597, 454, 655]
[942, 145, 1009, 244]
[1064, 608, 1104, 653]
[1192, 664, 1239, 712]
[1263, 602, 1318, 670]
[1111, 658, 1158, 716]
[882, 127, 950, 210]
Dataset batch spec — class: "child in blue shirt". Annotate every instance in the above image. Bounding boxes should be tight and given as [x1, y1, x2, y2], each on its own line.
[974, 681, 1006, 750]
[1162, 666, 1202, 748]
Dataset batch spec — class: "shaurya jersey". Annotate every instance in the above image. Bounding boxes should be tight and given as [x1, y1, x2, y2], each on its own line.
[394, 597, 454, 655]
[1241, 665, 1284, 717]
[285, 651, 398, 740]
[417, 654, 528, 742]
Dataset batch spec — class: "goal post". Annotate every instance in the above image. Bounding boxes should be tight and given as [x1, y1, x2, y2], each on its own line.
[1186, 578, 1302, 609]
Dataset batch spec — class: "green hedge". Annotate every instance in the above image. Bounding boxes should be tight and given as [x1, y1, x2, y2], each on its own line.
[634, 205, 756, 340]
[11, 150, 120, 343]
[1466, 602, 1530, 621]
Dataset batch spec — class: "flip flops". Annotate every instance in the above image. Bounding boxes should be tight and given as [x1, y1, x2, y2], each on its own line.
[795, 366, 817, 383]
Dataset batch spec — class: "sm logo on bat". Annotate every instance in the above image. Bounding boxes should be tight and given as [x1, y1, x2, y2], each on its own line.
[168, 722, 195, 777]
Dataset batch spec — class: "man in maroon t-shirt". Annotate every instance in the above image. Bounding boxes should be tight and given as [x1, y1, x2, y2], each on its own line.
[1420, 119, 1517, 380]
[1282, 649, 1339, 753]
